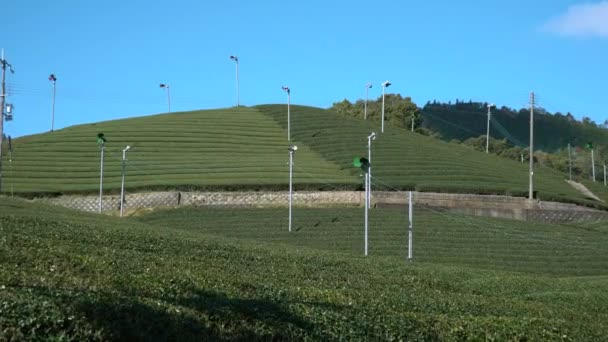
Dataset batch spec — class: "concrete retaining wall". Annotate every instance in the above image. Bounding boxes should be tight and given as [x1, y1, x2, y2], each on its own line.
[181, 191, 362, 207]
[37, 192, 180, 212]
[35, 190, 608, 223]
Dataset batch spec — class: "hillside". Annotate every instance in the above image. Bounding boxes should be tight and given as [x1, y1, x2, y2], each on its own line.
[1, 105, 605, 208]
[0, 107, 356, 194]
[2, 196, 607, 340]
[257, 105, 601, 206]
[331, 97, 608, 181]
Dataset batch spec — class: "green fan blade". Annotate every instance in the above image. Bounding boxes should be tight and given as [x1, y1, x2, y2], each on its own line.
[97, 133, 106, 145]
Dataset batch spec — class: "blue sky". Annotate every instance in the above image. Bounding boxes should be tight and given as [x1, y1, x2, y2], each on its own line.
[2, 0, 607, 137]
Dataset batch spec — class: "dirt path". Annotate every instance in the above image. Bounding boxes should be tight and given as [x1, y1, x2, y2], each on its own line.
[566, 180, 603, 202]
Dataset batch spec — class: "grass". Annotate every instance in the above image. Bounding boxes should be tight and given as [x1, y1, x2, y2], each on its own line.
[134, 205, 608, 277]
[1, 196, 608, 340]
[1, 107, 356, 194]
[256, 105, 601, 207]
[1, 104, 604, 208]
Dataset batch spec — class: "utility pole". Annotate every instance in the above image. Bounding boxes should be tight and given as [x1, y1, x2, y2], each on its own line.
[367, 132, 376, 208]
[568, 143, 572, 181]
[604, 163, 606, 186]
[288, 145, 297, 232]
[591, 148, 596, 182]
[0, 49, 15, 193]
[49, 74, 57, 131]
[364, 83, 372, 120]
[354, 155, 371, 256]
[99, 145, 104, 213]
[486, 104, 494, 154]
[159, 84, 171, 112]
[411, 113, 415, 132]
[97, 133, 107, 213]
[529, 92, 535, 200]
[230, 55, 239, 107]
[282, 86, 291, 141]
[120, 145, 131, 217]
[381, 81, 391, 133]
[364, 166, 369, 256]
[407, 191, 413, 261]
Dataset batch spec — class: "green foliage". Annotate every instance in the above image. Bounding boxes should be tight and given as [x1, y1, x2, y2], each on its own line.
[137, 205, 608, 276]
[2, 104, 606, 209]
[1, 108, 356, 194]
[422, 101, 608, 154]
[332, 94, 421, 131]
[256, 105, 601, 208]
[2, 197, 608, 340]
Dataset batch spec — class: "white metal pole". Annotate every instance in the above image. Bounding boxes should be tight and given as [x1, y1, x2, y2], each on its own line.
[51, 80, 56, 131]
[364, 171, 369, 256]
[367, 135, 372, 209]
[120, 149, 127, 217]
[364, 85, 370, 120]
[529, 92, 534, 200]
[364, 87, 368, 120]
[381, 86, 385, 133]
[604, 164, 606, 186]
[289, 149, 293, 232]
[99, 146, 104, 213]
[167, 86, 171, 113]
[408, 191, 413, 261]
[367, 132, 375, 208]
[411, 114, 415, 132]
[591, 149, 596, 182]
[287, 92, 291, 141]
[486, 105, 491, 153]
[412, 114, 416, 133]
[235, 60, 240, 107]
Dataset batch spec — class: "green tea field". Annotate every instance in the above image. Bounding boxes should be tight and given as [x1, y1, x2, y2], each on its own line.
[1, 197, 607, 340]
[3, 105, 605, 209]
[135, 205, 608, 277]
[0, 107, 355, 194]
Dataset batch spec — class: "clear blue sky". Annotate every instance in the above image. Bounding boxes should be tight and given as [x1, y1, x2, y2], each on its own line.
[3, 0, 607, 137]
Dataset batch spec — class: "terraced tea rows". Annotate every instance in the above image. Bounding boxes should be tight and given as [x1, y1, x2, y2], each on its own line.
[2, 107, 355, 193]
[135, 205, 608, 277]
[257, 104, 599, 206]
[1, 197, 607, 340]
[2, 104, 606, 209]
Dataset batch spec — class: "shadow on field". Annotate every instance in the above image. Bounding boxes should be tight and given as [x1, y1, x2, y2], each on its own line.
[77, 288, 333, 340]
[78, 297, 210, 340]
[171, 288, 327, 340]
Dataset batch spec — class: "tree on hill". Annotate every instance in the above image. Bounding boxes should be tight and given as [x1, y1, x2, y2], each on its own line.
[421, 100, 608, 154]
[332, 96, 607, 181]
[331, 93, 422, 131]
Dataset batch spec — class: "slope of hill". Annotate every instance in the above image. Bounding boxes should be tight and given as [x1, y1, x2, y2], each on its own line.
[1, 107, 356, 194]
[1, 105, 604, 208]
[2, 196, 607, 340]
[256, 105, 599, 206]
